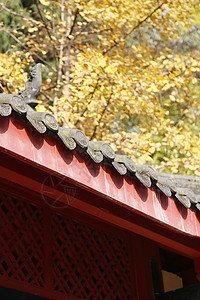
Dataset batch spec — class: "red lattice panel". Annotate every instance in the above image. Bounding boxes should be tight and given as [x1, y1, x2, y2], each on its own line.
[0, 187, 133, 299]
[0, 191, 44, 287]
[52, 213, 132, 299]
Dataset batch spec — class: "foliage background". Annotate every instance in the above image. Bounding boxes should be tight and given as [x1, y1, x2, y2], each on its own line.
[0, 0, 200, 174]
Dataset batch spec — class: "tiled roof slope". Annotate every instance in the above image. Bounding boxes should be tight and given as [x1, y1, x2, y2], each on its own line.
[0, 64, 200, 212]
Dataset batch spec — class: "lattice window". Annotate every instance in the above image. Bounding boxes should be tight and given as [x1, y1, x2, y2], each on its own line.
[52, 214, 132, 299]
[0, 191, 44, 287]
[0, 188, 133, 299]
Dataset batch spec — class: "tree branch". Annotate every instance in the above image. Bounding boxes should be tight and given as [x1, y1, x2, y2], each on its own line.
[103, 2, 165, 55]
[75, 28, 111, 37]
[0, 82, 7, 93]
[73, 19, 92, 39]
[53, 0, 65, 117]
[43, 84, 57, 91]
[40, 90, 54, 107]
[35, 0, 58, 55]
[68, 8, 79, 37]
[0, 80, 12, 93]
[90, 86, 113, 140]
[0, 3, 43, 27]
[1, 27, 56, 72]
[74, 77, 100, 127]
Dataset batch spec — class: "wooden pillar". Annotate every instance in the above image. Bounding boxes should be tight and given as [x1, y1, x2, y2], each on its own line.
[131, 234, 163, 300]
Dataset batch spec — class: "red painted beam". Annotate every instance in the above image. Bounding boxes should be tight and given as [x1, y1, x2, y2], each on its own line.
[0, 115, 200, 237]
[0, 163, 200, 259]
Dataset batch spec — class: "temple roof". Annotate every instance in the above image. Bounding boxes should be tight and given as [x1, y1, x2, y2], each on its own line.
[0, 64, 200, 212]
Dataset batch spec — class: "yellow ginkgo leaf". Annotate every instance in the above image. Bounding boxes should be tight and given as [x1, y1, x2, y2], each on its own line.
[39, 0, 50, 5]
[28, 27, 38, 33]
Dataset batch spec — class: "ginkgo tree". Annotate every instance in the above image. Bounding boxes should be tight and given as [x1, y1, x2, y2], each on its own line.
[0, 0, 200, 175]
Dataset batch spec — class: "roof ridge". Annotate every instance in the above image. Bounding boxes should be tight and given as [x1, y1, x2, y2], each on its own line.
[0, 64, 199, 211]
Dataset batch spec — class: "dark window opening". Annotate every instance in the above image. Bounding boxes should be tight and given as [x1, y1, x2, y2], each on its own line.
[159, 248, 197, 290]
[155, 248, 200, 300]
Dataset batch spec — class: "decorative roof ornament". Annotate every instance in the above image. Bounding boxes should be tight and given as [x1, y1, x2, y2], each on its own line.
[0, 64, 200, 212]
[0, 63, 42, 115]
[18, 63, 42, 109]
